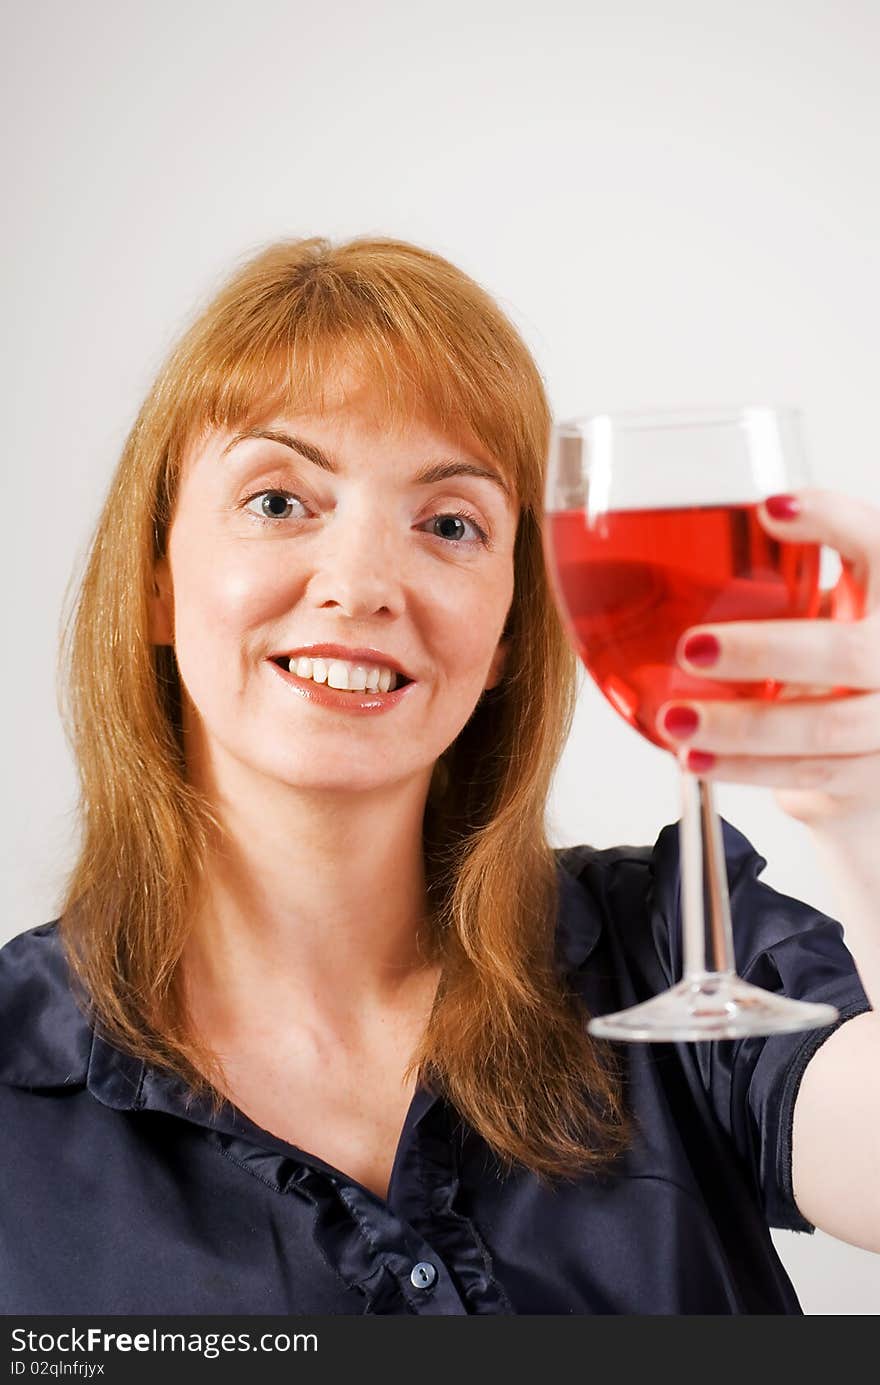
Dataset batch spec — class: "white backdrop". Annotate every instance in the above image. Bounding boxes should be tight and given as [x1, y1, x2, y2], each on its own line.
[2, 0, 877, 1313]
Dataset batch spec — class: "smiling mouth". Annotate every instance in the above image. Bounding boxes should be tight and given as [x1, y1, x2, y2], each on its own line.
[270, 656, 414, 691]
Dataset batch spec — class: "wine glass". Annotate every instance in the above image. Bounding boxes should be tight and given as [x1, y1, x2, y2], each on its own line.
[543, 405, 841, 1041]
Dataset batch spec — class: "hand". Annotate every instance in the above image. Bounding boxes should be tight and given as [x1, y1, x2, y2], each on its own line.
[655, 487, 880, 828]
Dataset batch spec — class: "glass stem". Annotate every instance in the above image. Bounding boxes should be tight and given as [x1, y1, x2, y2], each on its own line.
[679, 770, 736, 980]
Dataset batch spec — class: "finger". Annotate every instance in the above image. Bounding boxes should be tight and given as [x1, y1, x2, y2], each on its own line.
[675, 612, 880, 690]
[656, 690, 880, 758]
[674, 746, 880, 801]
[756, 487, 880, 608]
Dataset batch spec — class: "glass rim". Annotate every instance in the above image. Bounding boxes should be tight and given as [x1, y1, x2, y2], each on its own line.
[554, 403, 803, 433]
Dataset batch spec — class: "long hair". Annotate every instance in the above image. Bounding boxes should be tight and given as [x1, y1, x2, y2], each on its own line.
[57, 236, 632, 1182]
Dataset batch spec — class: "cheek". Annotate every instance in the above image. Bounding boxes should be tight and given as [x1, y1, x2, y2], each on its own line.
[454, 626, 495, 686]
[170, 537, 295, 679]
[434, 571, 512, 689]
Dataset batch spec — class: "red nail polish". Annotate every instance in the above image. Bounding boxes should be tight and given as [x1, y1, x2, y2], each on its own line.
[765, 493, 801, 520]
[686, 750, 716, 773]
[662, 705, 700, 739]
[682, 633, 720, 668]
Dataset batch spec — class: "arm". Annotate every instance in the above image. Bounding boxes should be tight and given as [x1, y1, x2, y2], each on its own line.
[652, 487, 880, 1251]
[790, 813, 880, 1252]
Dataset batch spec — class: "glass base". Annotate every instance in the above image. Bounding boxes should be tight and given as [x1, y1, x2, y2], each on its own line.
[587, 973, 839, 1042]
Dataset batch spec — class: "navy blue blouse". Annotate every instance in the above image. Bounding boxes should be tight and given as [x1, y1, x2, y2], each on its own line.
[0, 819, 871, 1315]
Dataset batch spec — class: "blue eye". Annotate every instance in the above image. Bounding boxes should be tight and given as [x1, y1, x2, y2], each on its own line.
[241, 490, 489, 546]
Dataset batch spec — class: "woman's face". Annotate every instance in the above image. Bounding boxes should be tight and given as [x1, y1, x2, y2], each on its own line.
[150, 379, 519, 797]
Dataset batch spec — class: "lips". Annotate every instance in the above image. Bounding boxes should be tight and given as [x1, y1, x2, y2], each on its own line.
[269, 656, 414, 687]
[266, 656, 419, 714]
[268, 645, 416, 681]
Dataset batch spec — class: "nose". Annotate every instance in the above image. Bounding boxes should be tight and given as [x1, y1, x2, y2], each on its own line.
[304, 494, 407, 619]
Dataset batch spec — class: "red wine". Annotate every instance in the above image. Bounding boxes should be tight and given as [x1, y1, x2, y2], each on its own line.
[545, 502, 823, 750]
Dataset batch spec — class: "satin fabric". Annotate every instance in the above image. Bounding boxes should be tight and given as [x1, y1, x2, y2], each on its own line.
[0, 819, 871, 1314]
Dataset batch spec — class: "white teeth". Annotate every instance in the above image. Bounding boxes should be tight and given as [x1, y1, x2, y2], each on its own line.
[327, 660, 366, 691]
[280, 655, 400, 692]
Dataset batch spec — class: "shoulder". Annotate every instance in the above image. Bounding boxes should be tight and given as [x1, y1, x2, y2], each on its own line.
[551, 818, 787, 976]
[552, 838, 656, 973]
[0, 921, 92, 1089]
[555, 818, 766, 899]
[554, 838, 656, 903]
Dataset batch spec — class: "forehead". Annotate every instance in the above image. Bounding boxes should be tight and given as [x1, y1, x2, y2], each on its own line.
[256, 365, 486, 451]
[188, 366, 512, 489]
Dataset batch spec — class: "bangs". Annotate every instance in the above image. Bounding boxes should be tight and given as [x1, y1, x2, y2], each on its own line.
[161, 250, 535, 509]
[199, 331, 456, 440]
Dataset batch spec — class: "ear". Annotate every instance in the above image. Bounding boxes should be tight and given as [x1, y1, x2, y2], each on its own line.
[149, 556, 174, 646]
[483, 638, 510, 692]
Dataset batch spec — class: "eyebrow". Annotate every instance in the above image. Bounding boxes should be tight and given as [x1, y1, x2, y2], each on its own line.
[220, 427, 512, 500]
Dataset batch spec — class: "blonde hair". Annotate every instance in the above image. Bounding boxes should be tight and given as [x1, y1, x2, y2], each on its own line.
[57, 235, 631, 1182]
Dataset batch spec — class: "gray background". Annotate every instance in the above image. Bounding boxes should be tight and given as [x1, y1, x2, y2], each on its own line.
[2, 0, 878, 1312]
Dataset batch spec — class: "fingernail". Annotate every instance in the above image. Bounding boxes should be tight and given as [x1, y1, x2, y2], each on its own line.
[685, 749, 717, 773]
[765, 493, 801, 520]
[682, 633, 721, 668]
[662, 705, 700, 739]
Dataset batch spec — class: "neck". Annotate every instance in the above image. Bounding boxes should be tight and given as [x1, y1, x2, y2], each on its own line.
[179, 738, 439, 1044]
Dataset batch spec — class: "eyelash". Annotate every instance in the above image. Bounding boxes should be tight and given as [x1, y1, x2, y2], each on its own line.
[239, 489, 491, 547]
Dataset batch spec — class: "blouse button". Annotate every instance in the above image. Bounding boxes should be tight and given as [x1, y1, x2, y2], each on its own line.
[410, 1261, 438, 1289]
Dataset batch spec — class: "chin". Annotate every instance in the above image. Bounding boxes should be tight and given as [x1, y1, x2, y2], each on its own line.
[253, 763, 414, 794]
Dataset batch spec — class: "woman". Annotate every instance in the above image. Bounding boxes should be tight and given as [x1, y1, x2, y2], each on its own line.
[0, 236, 877, 1314]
